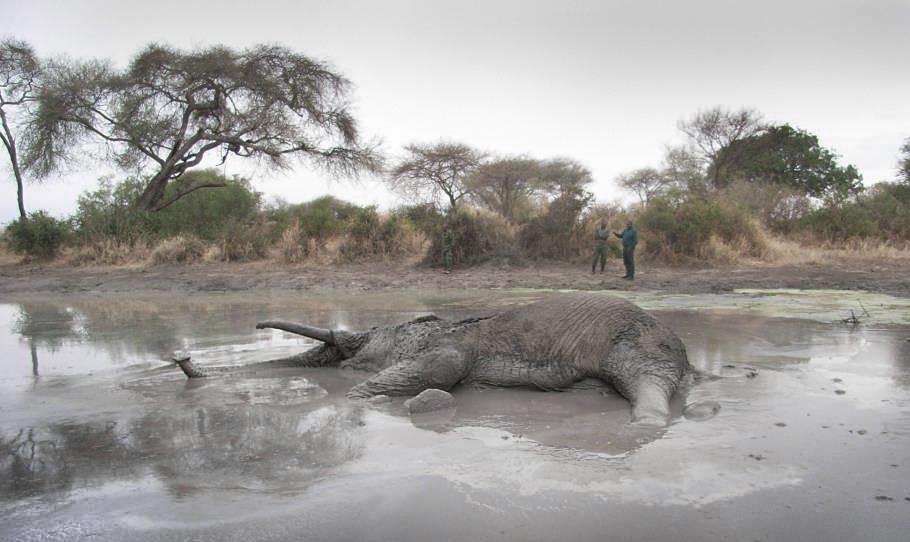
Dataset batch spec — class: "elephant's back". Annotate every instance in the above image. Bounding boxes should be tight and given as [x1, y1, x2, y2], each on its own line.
[475, 292, 659, 372]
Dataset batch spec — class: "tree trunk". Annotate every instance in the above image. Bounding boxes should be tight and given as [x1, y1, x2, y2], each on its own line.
[0, 109, 27, 220]
[134, 172, 170, 211]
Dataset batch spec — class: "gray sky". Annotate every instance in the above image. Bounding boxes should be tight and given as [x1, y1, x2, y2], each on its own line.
[2, 0, 908, 223]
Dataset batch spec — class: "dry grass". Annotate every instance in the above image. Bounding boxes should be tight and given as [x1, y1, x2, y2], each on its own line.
[148, 236, 206, 265]
[66, 240, 152, 266]
[768, 237, 910, 265]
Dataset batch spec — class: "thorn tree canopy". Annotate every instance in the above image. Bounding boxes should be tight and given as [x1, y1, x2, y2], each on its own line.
[677, 106, 767, 189]
[466, 156, 543, 222]
[30, 43, 379, 211]
[388, 141, 486, 210]
[616, 167, 671, 204]
[1, 38, 41, 220]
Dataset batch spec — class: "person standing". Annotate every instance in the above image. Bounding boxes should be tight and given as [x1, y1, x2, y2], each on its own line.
[614, 221, 638, 280]
[591, 220, 610, 274]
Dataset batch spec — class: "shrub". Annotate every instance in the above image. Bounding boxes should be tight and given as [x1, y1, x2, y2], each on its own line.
[339, 209, 426, 262]
[292, 196, 359, 242]
[212, 218, 270, 262]
[72, 170, 262, 244]
[5, 212, 69, 259]
[637, 195, 770, 263]
[425, 207, 519, 267]
[154, 170, 261, 240]
[519, 184, 592, 260]
[72, 178, 155, 244]
[798, 204, 878, 243]
[718, 180, 811, 234]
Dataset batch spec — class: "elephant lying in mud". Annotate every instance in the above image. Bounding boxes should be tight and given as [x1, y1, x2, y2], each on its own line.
[174, 292, 693, 425]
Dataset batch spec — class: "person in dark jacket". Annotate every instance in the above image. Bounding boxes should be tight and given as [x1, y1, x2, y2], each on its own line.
[614, 221, 638, 280]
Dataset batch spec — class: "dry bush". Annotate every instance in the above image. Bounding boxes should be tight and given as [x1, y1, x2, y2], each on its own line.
[718, 180, 811, 233]
[276, 221, 307, 263]
[209, 219, 270, 262]
[148, 236, 206, 265]
[638, 196, 774, 265]
[338, 211, 428, 263]
[424, 207, 521, 267]
[67, 239, 152, 266]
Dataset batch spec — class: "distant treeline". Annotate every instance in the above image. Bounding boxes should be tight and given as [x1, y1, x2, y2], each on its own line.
[2, 38, 909, 265]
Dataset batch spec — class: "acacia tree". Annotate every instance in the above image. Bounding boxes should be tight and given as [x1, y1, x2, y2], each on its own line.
[0, 39, 41, 220]
[466, 156, 541, 222]
[388, 141, 485, 210]
[616, 167, 671, 205]
[661, 144, 707, 194]
[678, 106, 767, 189]
[30, 43, 378, 211]
[534, 157, 593, 197]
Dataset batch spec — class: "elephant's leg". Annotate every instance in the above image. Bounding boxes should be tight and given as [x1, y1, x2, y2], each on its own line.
[346, 347, 468, 399]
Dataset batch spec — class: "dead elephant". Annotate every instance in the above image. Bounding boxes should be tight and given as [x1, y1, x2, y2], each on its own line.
[174, 292, 693, 426]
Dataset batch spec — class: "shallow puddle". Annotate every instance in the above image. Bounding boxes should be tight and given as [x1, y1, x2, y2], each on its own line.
[1, 289, 908, 541]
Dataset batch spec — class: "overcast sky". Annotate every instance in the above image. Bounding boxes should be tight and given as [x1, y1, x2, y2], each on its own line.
[2, 0, 908, 223]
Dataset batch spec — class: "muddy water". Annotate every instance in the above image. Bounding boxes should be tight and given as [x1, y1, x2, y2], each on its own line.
[1, 290, 908, 542]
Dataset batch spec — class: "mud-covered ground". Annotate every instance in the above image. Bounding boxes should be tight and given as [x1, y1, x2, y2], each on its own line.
[1, 290, 909, 541]
[1, 259, 908, 297]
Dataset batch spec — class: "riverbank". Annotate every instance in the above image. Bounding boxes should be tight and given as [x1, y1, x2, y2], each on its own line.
[1, 258, 907, 297]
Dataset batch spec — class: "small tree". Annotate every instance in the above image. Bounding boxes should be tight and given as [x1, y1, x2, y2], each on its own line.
[535, 157, 594, 197]
[466, 156, 542, 222]
[0, 39, 41, 220]
[661, 144, 707, 194]
[617, 167, 671, 204]
[30, 43, 378, 211]
[388, 141, 485, 210]
[899, 137, 910, 185]
[678, 106, 767, 189]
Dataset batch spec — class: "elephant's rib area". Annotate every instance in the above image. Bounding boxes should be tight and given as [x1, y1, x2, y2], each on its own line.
[471, 293, 650, 374]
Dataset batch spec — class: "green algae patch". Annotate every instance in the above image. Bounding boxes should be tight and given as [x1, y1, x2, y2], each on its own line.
[615, 289, 910, 326]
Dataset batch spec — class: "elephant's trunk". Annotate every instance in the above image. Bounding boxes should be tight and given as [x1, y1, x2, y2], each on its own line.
[256, 320, 336, 344]
[171, 351, 208, 378]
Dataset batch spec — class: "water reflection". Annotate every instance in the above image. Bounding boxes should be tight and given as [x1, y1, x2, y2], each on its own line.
[1, 398, 366, 502]
[1, 291, 909, 524]
[13, 303, 81, 376]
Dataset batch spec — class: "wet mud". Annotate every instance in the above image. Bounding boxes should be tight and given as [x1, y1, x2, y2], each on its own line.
[1, 290, 909, 541]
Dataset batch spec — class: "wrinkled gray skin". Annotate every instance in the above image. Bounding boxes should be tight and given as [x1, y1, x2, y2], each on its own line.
[175, 292, 691, 426]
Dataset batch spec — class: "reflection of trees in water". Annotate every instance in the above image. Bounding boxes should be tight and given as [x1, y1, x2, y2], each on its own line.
[0, 402, 365, 501]
[14, 303, 81, 376]
[10, 296, 435, 374]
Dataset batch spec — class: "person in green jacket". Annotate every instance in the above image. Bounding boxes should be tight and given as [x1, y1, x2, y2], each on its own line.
[614, 221, 638, 280]
[591, 220, 610, 274]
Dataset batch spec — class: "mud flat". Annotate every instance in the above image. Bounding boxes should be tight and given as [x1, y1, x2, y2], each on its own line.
[1, 290, 909, 541]
[1, 259, 909, 298]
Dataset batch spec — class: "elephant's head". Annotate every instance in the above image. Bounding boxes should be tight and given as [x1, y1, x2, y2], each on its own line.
[255, 315, 445, 371]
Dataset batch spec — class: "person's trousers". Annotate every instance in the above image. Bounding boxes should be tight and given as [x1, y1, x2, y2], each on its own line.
[591, 246, 607, 272]
[622, 247, 635, 278]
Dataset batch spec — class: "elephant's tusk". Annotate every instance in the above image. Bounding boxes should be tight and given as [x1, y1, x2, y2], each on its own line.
[256, 320, 336, 345]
